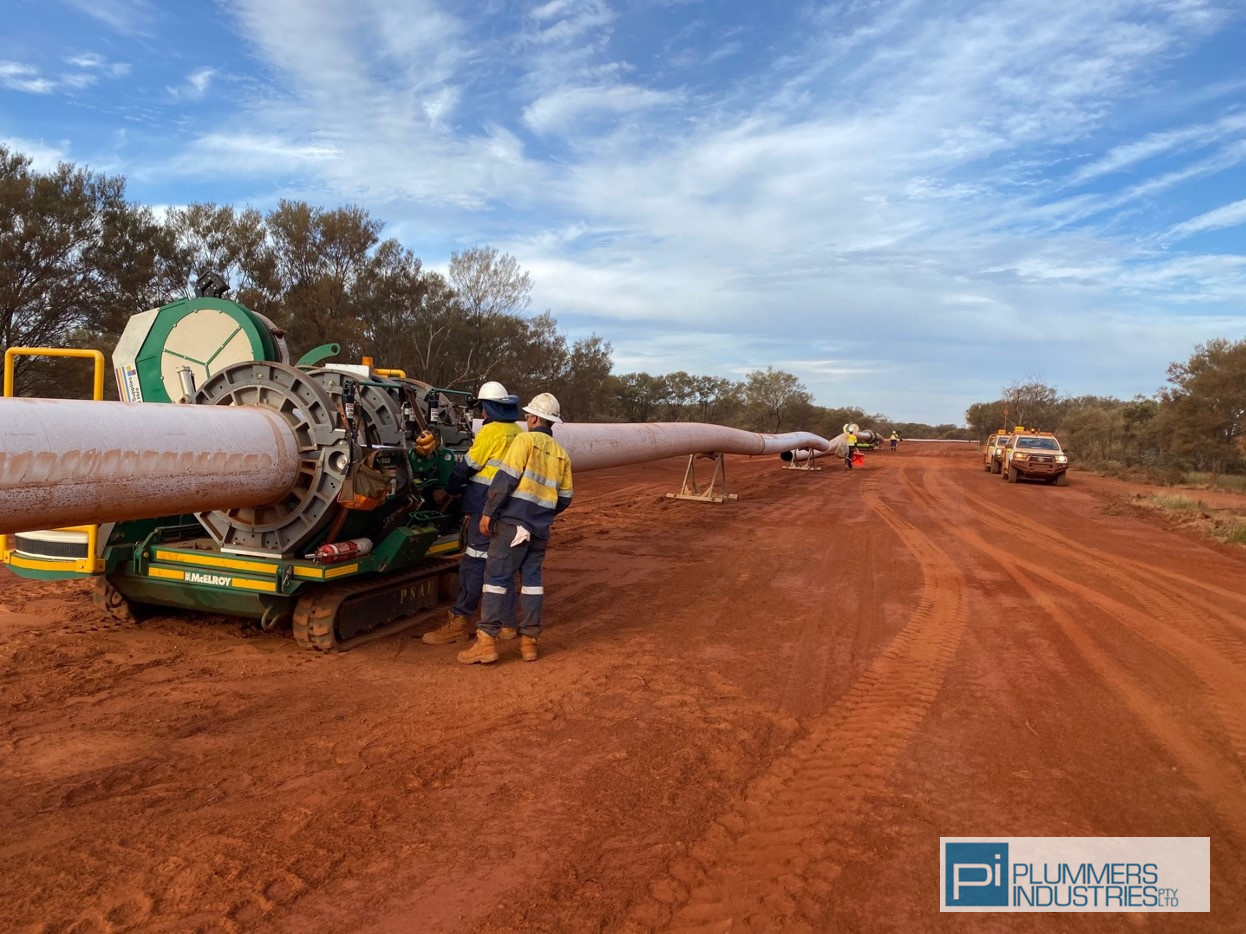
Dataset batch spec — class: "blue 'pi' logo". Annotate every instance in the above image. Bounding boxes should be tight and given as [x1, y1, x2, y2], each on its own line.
[945, 842, 1009, 906]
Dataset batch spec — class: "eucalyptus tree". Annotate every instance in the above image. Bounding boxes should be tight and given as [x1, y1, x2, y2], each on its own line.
[742, 367, 812, 432]
[1156, 338, 1246, 480]
[0, 145, 178, 397]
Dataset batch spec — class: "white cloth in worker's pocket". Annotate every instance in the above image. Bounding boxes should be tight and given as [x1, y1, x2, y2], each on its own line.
[510, 524, 532, 547]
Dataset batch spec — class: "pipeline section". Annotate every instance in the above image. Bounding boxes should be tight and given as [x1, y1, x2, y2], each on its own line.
[0, 401, 830, 536]
[553, 422, 831, 471]
[0, 398, 301, 534]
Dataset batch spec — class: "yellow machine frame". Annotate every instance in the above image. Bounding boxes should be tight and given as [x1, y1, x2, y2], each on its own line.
[1, 347, 108, 574]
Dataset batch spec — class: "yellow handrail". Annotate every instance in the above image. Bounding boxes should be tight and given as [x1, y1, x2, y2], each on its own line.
[2, 346, 107, 573]
[3, 347, 107, 399]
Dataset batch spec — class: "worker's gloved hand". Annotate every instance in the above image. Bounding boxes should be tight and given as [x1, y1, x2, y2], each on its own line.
[479, 515, 492, 536]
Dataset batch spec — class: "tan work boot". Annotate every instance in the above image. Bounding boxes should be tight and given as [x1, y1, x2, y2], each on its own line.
[520, 634, 538, 662]
[457, 631, 499, 665]
[422, 612, 474, 645]
[498, 626, 517, 641]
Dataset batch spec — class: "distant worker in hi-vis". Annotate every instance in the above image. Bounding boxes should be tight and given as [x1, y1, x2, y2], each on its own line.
[459, 393, 573, 665]
[890, 430, 900, 452]
[422, 381, 522, 646]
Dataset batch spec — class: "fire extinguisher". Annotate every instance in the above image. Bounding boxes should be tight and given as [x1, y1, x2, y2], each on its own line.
[308, 537, 373, 564]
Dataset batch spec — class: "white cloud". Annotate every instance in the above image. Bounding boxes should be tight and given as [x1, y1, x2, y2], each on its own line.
[189, 68, 215, 96]
[523, 84, 678, 134]
[155, 133, 340, 179]
[527, 0, 614, 43]
[59, 0, 158, 36]
[1166, 198, 1246, 240]
[0, 136, 71, 171]
[1068, 110, 1246, 185]
[66, 53, 105, 68]
[58, 73, 98, 90]
[168, 67, 217, 101]
[65, 53, 133, 78]
[0, 62, 55, 94]
[1, 55, 131, 95]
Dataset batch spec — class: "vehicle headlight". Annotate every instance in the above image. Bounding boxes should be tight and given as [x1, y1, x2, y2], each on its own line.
[1013, 452, 1028, 460]
[1055, 455, 1068, 463]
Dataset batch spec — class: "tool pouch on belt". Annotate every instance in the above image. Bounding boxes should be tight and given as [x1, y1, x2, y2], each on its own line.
[337, 452, 388, 511]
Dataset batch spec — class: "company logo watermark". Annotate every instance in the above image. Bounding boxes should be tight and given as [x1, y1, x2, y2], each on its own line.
[941, 838, 1209, 912]
[945, 842, 1009, 907]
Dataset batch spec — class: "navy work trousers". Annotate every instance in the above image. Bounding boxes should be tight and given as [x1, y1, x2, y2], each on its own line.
[479, 518, 549, 638]
[451, 516, 515, 622]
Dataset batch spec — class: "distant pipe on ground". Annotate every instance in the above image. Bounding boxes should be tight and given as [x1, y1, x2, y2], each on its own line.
[552, 422, 831, 471]
[781, 433, 848, 463]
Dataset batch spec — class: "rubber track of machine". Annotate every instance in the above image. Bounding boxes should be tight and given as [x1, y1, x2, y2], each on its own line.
[93, 579, 136, 624]
[291, 558, 459, 651]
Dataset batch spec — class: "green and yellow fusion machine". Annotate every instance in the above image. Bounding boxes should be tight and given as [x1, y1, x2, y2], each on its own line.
[1, 281, 474, 650]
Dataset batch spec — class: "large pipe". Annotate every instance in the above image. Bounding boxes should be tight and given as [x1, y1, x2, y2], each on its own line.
[0, 400, 830, 536]
[553, 422, 830, 471]
[0, 398, 301, 534]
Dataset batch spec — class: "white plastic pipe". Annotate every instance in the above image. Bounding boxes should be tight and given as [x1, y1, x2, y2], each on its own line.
[552, 422, 831, 471]
[0, 398, 301, 535]
[1, 405, 832, 536]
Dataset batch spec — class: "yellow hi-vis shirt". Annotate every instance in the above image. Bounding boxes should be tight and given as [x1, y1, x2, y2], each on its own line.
[483, 428, 573, 538]
[465, 421, 523, 487]
[458, 420, 522, 514]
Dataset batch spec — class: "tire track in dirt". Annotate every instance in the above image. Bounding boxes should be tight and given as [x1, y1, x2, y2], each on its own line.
[770, 471, 861, 720]
[917, 471, 1246, 838]
[1116, 560, 1246, 615]
[624, 468, 968, 931]
[958, 477, 1246, 634]
[950, 478, 1246, 766]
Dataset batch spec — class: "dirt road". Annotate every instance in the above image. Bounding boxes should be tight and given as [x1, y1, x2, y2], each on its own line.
[2, 443, 1243, 932]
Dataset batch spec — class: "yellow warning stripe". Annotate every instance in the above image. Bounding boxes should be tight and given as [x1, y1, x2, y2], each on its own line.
[293, 563, 360, 580]
[153, 550, 276, 573]
[148, 566, 188, 581]
[147, 565, 278, 593]
[2, 552, 101, 574]
[231, 577, 278, 593]
[153, 548, 361, 581]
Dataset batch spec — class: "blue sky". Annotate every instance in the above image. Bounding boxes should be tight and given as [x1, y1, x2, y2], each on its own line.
[3, 0, 1245, 425]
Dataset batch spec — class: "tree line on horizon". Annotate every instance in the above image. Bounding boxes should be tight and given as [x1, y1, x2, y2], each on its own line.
[3, 144, 1240, 473]
[964, 343, 1246, 480]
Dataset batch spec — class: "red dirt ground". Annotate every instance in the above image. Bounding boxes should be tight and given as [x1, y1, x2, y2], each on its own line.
[1, 442, 1244, 932]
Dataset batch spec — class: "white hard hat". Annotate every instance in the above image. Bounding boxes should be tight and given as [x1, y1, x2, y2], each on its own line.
[523, 392, 562, 423]
[473, 381, 509, 403]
